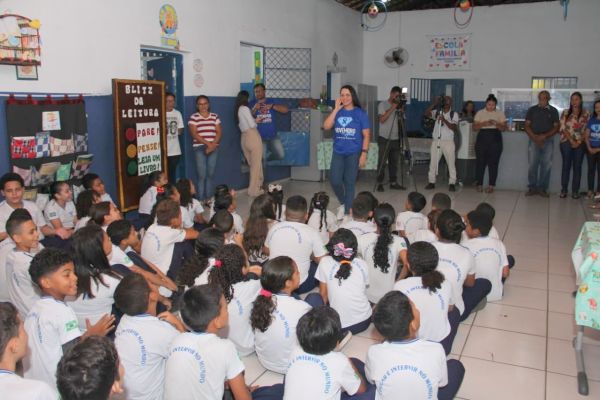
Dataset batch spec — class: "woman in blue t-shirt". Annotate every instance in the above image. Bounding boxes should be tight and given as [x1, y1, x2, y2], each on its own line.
[585, 100, 600, 197]
[323, 85, 371, 218]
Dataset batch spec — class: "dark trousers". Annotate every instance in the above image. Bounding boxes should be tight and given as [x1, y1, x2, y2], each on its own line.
[167, 155, 180, 184]
[294, 261, 319, 295]
[475, 129, 503, 186]
[460, 278, 492, 322]
[304, 293, 325, 308]
[166, 241, 194, 281]
[40, 236, 71, 250]
[377, 137, 400, 183]
[439, 359, 466, 400]
[560, 141, 584, 193]
[440, 307, 461, 355]
[587, 151, 600, 192]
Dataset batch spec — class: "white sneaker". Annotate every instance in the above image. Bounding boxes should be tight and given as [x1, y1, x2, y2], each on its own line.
[336, 331, 353, 351]
[336, 204, 345, 221]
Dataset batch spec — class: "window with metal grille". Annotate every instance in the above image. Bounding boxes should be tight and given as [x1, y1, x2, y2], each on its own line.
[264, 47, 311, 99]
[531, 76, 578, 89]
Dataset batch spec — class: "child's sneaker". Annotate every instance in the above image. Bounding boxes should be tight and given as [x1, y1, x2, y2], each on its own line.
[336, 204, 345, 221]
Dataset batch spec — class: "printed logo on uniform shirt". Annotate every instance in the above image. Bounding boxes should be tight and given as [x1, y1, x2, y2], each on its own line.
[378, 364, 434, 399]
[118, 328, 147, 366]
[590, 124, 600, 134]
[438, 257, 462, 283]
[65, 319, 79, 332]
[48, 211, 57, 219]
[288, 354, 333, 394]
[270, 225, 303, 244]
[473, 247, 502, 265]
[273, 309, 290, 338]
[404, 285, 446, 310]
[337, 116, 353, 127]
[170, 345, 207, 383]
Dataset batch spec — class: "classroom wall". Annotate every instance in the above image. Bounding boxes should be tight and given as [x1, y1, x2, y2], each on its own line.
[362, 0, 600, 101]
[0, 0, 363, 200]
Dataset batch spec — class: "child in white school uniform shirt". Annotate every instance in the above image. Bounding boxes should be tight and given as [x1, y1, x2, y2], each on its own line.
[251, 256, 313, 374]
[315, 229, 372, 334]
[393, 242, 453, 345]
[265, 195, 327, 294]
[0, 237, 15, 301]
[66, 225, 123, 331]
[283, 307, 372, 400]
[366, 291, 465, 400]
[339, 194, 377, 237]
[165, 285, 259, 400]
[114, 274, 185, 400]
[81, 173, 114, 205]
[176, 178, 206, 229]
[307, 191, 338, 243]
[6, 216, 44, 318]
[463, 210, 510, 302]
[413, 209, 441, 244]
[358, 204, 408, 304]
[432, 210, 477, 317]
[24, 248, 115, 389]
[138, 171, 168, 216]
[208, 244, 262, 356]
[395, 192, 428, 244]
[44, 181, 76, 237]
[141, 199, 198, 278]
[0, 302, 58, 400]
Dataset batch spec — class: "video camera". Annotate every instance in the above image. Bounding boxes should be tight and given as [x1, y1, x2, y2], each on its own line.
[392, 87, 409, 108]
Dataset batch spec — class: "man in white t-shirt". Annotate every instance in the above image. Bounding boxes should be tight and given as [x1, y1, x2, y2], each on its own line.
[166, 92, 184, 183]
[265, 195, 327, 294]
[424, 96, 459, 192]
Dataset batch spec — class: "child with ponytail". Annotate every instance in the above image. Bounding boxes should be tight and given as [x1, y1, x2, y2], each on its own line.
[393, 241, 459, 355]
[307, 191, 338, 243]
[250, 256, 316, 374]
[176, 227, 224, 288]
[315, 228, 372, 335]
[434, 209, 491, 321]
[358, 203, 408, 303]
[208, 244, 261, 356]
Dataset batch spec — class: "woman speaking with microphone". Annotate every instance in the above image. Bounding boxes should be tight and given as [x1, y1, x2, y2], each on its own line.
[323, 85, 371, 219]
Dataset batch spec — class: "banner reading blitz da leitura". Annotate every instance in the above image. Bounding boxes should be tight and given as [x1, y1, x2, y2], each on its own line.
[136, 122, 161, 175]
[427, 34, 471, 71]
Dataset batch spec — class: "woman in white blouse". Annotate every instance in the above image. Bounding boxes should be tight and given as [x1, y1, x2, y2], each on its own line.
[235, 90, 264, 197]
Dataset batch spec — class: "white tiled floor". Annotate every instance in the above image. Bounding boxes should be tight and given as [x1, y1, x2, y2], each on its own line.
[232, 174, 596, 399]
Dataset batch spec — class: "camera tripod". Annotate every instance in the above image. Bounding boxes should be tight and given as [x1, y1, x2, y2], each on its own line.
[372, 104, 415, 192]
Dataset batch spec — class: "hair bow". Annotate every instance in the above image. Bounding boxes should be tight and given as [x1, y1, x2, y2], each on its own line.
[156, 186, 165, 194]
[268, 184, 282, 193]
[333, 243, 354, 259]
[214, 260, 222, 268]
[260, 288, 272, 298]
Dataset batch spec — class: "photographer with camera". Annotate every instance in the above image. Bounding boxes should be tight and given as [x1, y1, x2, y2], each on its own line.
[424, 95, 459, 192]
[376, 86, 405, 192]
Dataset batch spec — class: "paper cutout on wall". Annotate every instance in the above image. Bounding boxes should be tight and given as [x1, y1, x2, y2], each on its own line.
[42, 111, 61, 131]
[71, 154, 93, 180]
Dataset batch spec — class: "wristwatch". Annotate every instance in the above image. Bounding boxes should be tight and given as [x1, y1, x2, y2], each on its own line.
[361, 149, 368, 153]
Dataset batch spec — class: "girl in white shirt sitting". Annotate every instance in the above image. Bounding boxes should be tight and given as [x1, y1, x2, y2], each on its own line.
[44, 181, 76, 240]
[307, 191, 338, 243]
[250, 256, 317, 374]
[138, 171, 168, 228]
[74, 189, 99, 231]
[316, 228, 372, 335]
[175, 178, 206, 231]
[267, 183, 285, 221]
[242, 194, 276, 266]
[67, 224, 123, 331]
[176, 227, 224, 288]
[394, 241, 459, 355]
[358, 203, 408, 303]
[208, 244, 262, 356]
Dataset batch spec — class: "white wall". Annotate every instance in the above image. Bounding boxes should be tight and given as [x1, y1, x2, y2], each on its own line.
[0, 0, 362, 97]
[362, 0, 600, 100]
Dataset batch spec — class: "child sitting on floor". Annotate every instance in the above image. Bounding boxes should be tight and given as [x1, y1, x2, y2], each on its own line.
[395, 191, 428, 244]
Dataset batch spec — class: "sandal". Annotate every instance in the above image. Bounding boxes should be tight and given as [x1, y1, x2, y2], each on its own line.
[587, 191, 594, 199]
[572, 193, 580, 199]
[559, 192, 567, 198]
[485, 186, 494, 194]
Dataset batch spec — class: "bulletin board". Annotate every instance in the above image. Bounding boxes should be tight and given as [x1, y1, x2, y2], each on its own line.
[5, 95, 90, 201]
[112, 79, 166, 212]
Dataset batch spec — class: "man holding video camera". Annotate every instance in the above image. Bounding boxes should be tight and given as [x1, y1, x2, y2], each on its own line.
[425, 95, 459, 192]
[376, 86, 405, 192]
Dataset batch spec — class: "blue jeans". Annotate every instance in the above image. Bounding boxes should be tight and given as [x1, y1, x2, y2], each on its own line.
[193, 146, 218, 201]
[560, 141, 584, 193]
[263, 137, 285, 162]
[330, 151, 360, 214]
[528, 137, 555, 191]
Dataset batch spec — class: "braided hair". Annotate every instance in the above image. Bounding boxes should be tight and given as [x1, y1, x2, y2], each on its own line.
[373, 203, 395, 273]
[325, 228, 357, 285]
[208, 244, 247, 303]
[268, 184, 284, 220]
[307, 192, 330, 232]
